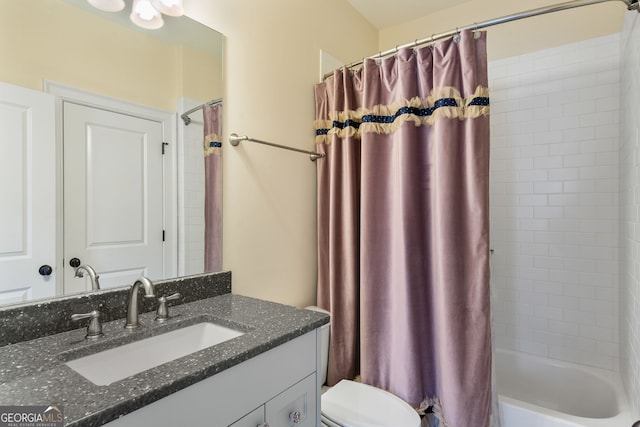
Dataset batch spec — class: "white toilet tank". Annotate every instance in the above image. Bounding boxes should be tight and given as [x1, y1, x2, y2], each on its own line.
[305, 306, 330, 385]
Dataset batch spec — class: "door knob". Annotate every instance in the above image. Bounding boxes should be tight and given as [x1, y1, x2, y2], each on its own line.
[69, 257, 81, 268]
[38, 265, 53, 276]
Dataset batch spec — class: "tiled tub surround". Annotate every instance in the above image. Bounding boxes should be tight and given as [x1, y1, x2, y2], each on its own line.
[0, 274, 329, 426]
[620, 10, 640, 416]
[0, 271, 231, 346]
[489, 34, 621, 370]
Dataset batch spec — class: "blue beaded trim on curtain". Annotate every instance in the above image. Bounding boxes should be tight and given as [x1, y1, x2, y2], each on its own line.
[315, 95, 489, 137]
[204, 134, 223, 157]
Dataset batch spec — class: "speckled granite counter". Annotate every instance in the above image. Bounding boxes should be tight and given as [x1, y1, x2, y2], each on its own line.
[0, 286, 328, 426]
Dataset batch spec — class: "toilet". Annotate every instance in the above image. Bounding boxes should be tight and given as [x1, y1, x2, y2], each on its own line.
[306, 306, 421, 427]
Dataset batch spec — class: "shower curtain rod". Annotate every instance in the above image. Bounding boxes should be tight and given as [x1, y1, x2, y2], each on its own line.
[181, 97, 222, 125]
[324, 0, 639, 80]
[228, 133, 325, 161]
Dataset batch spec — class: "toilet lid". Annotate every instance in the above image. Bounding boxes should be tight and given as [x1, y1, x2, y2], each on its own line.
[321, 380, 421, 427]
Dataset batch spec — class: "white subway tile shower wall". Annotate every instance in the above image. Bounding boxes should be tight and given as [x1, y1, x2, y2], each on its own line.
[620, 11, 640, 416]
[489, 34, 620, 371]
[183, 113, 206, 275]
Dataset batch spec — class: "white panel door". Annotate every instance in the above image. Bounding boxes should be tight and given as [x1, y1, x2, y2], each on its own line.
[0, 82, 56, 304]
[63, 102, 165, 294]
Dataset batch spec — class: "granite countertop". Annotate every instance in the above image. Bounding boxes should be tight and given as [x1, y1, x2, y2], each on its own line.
[0, 294, 329, 427]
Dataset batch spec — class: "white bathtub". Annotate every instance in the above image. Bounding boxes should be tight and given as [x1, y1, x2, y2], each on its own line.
[495, 349, 636, 427]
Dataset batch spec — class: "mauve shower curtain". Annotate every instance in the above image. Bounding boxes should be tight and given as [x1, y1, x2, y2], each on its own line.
[314, 31, 492, 427]
[203, 103, 222, 272]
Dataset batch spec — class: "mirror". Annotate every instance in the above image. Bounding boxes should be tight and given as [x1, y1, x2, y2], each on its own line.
[0, 0, 224, 306]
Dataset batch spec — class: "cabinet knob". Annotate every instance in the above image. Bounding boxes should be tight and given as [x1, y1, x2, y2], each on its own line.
[289, 411, 302, 424]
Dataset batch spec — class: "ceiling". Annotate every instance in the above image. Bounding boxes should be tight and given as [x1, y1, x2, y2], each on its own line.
[347, 0, 472, 29]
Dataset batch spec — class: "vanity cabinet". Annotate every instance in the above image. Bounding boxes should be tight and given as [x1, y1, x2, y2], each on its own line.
[231, 374, 316, 427]
[104, 330, 320, 427]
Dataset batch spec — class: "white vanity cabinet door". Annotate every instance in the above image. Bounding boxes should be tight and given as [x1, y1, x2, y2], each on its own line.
[231, 374, 316, 427]
[230, 406, 264, 427]
[265, 373, 316, 427]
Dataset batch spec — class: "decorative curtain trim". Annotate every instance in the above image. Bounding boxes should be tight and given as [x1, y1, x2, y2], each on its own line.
[204, 133, 222, 157]
[418, 399, 452, 427]
[314, 85, 489, 144]
[418, 398, 496, 427]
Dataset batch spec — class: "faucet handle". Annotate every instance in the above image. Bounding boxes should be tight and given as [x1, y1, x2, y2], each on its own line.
[155, 293, 181, 323]
[71, 310, 104, 340]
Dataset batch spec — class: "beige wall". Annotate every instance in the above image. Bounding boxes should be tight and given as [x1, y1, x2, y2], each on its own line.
[1, 0, 221, 110]
[179, 45, 222, 104]
[184, 0, 377, 307]
[379, 0, 626, 61]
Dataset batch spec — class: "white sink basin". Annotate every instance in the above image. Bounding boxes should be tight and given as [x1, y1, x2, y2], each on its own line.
[66, 322, 244, 385]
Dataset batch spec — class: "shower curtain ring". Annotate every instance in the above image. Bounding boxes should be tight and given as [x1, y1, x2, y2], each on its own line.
[473, 22, 482, 39]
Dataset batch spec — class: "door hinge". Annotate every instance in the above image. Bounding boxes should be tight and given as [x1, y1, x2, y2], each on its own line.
[162, 142, 169, 155]
[162, 230, 166, 242]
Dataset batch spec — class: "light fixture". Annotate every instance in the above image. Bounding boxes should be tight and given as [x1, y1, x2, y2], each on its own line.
[151, 0, 184, 17]
[130, 0, 164, 29]
[87, 0, 125, 12]
[86, 0, 184, 30]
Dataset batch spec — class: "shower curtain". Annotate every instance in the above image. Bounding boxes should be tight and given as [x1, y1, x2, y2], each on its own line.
[203, 102, 223, 272]
[314, 31, 492, 427]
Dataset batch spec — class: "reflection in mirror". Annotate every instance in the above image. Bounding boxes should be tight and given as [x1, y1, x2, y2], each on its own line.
[0, 0, 224, 306]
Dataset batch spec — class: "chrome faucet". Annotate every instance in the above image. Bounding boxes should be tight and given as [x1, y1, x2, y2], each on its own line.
[74, 265, 101, 290]
[124, 276, 156, 329]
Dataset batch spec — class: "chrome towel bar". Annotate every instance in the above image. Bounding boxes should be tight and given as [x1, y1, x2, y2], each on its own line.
[229, 133, 324, 162]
